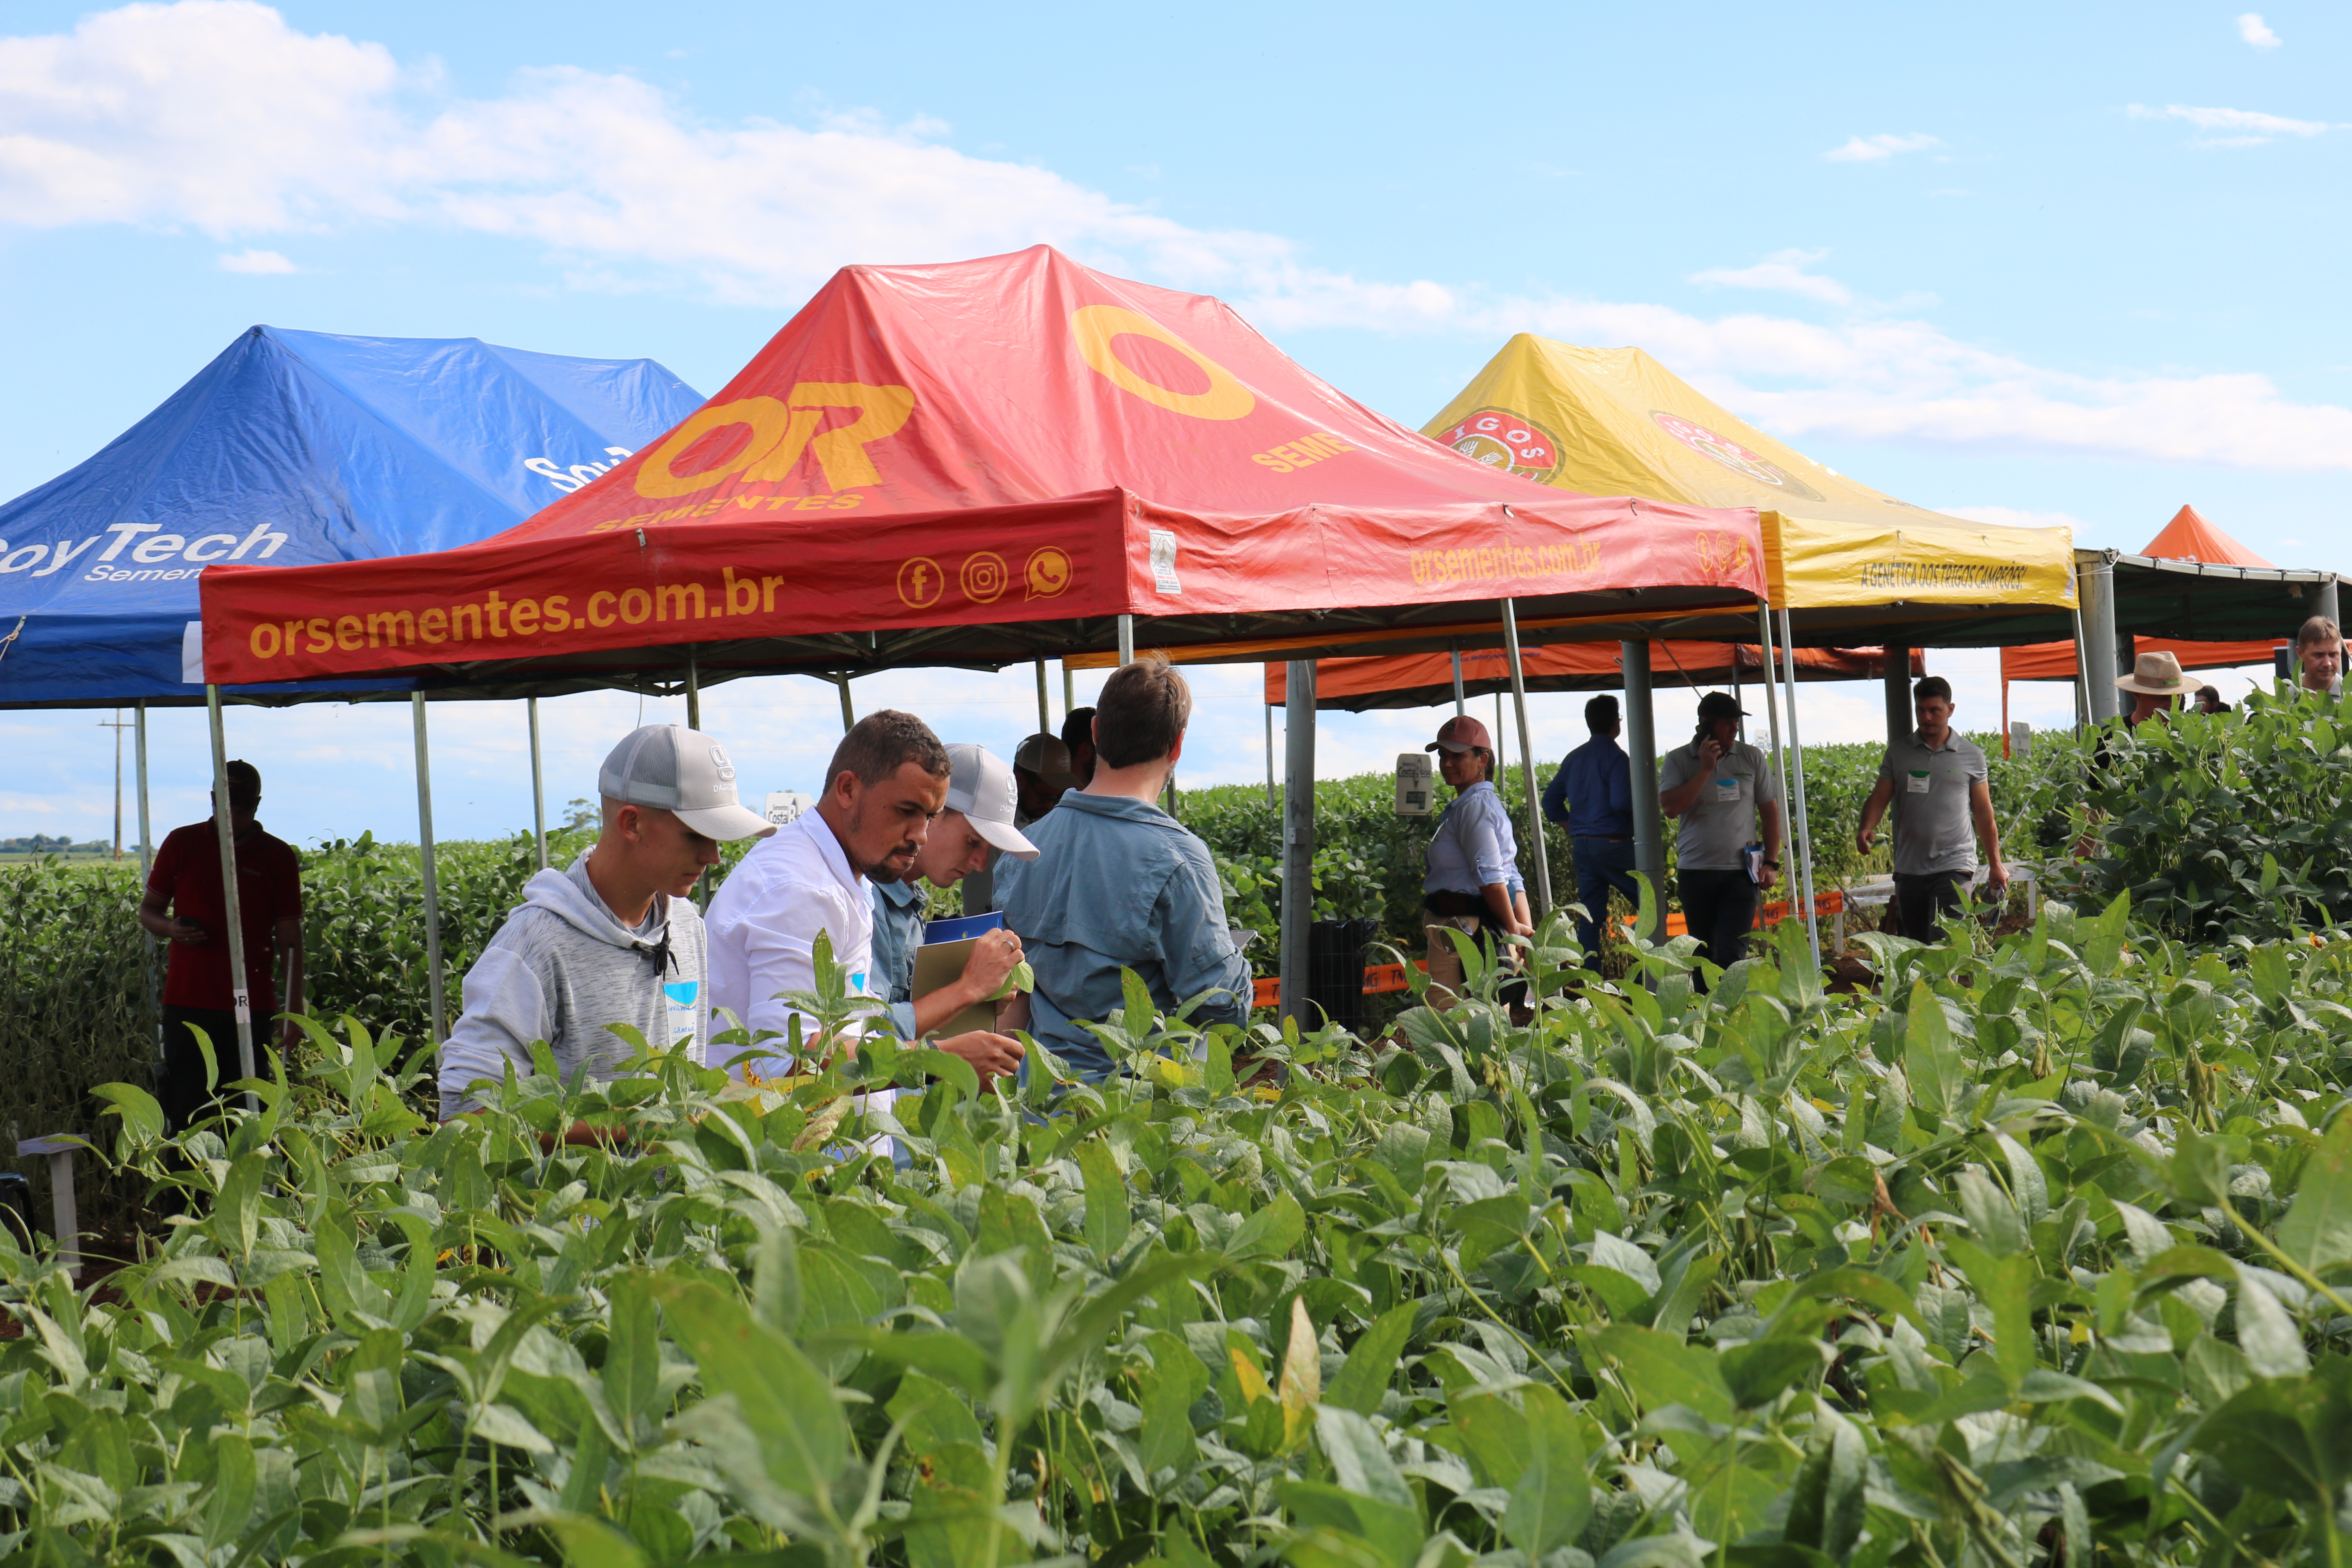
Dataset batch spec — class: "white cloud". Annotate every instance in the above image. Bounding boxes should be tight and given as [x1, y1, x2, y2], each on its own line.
[1938, 506, 2099, 534]
[2237, 12, 2282, 47]
[2128, 102, 2334, 145]
[217, 246, 294, 272]
[1689, 248, 1852, 306]
[4, 4, 2350, 477]
[1822, 132, 1941, 163]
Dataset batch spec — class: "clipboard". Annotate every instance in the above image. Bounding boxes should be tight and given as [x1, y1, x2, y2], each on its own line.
[911, 935, 999, 1039]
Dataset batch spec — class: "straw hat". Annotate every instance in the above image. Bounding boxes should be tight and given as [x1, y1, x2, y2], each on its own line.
[2115, 650, 2193, 696]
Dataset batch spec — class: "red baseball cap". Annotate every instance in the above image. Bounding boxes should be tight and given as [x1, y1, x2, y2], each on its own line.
[1426, 715, 1494, 755]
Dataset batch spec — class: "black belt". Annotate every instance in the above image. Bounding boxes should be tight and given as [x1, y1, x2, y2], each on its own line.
[1424, 890, 1487, 918]
[1575, 833, 1632, 843]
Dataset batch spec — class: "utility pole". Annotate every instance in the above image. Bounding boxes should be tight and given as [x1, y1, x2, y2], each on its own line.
[97, 710, 134, 858]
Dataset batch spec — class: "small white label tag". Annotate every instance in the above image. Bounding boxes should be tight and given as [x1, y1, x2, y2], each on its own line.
[1149, 529, 1182, 595]
[1906, 770, 1931, 794]
[1713, 775, 1741, 803]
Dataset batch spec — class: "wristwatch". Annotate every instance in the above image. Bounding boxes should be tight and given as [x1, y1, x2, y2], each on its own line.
[1762, 858, 1782, 869]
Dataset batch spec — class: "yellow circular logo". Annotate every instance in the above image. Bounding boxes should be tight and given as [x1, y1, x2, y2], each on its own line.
[1025, 546, 1073, 599]
[1069, 305, 1256, 421]
[896, 556, 946, 610]
[1434, 407, 1564, 483]
[960, 551, 1010, 604]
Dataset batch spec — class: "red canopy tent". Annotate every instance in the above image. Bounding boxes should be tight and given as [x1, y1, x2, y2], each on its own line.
[2002, 507, 2282, 725]
[195, 246, 1766, 1021]
[1264, 641, 1924, 710]
[197, 247, 1765, 692]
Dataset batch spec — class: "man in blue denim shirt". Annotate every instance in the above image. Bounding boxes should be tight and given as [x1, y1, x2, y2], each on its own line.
[1541, 694, 1639, 954]
[1002, 654, 1252, 1079]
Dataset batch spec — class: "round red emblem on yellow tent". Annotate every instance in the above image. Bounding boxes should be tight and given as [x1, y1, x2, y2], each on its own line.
[1648, 411, 1824, 502]
[1434, 408, 1564, 483]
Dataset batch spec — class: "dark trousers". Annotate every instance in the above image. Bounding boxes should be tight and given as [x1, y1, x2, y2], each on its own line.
[1570, 835, 1641, 954]
[1677, 869, 1759, 985]
[1893, 871, 1970, 941]
[159, 1005, 237, 1136]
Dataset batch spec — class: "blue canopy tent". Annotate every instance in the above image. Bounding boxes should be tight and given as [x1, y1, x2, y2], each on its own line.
[0, 326, 703, 1091]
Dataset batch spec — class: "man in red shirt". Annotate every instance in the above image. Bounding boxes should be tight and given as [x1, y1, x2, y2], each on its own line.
[137, 760, 305, 1132]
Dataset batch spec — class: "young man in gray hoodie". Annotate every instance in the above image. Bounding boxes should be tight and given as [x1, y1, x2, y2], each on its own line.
[437, 724, 775, 1127]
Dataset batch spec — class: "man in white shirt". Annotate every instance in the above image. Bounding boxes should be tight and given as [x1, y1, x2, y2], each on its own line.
[707, 710, 956, 1076]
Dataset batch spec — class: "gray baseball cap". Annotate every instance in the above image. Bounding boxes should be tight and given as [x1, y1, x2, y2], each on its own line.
[945, 743, 1038, 860]
[599, 725, 775, 842]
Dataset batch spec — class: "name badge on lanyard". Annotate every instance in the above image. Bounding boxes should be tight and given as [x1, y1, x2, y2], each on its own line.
[1713, 775, 1742, 804]
[1906, 769, 1931, 795]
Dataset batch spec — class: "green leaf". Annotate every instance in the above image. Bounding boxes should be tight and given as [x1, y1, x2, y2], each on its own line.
[1592, 1324, 1733, 1424]
[2232, 1269, 2312, 1380]
[1323, 1302, 1416, 1416]
[1782, 1408, 1866, 1557]
[1227, 1191, 1306, 1262]
[2278, 1110, 2352, 1274]
[1078, 1140, 1131, 1265]
[1501, 1384, 1590, 1557]
[1312, 1405, 1414, 1508]
[899, 1048, 980, 1102]
[1902, 980, 1960, 1118]
[603, 1273, 660, 1441]
[652, 1276, 849, 1499]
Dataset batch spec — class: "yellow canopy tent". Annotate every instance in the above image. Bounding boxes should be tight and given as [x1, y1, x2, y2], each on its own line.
[1425, 335, 2076, 621]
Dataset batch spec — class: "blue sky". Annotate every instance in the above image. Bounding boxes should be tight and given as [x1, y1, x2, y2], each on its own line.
[3, 0, 2346, 848]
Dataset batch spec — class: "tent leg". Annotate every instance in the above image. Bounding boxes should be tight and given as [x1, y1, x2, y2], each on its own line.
[1063, 662, 1074, 719]
[1731, 653, 1744, 745]
[1882, 642, 1911, 751]
[412, 695, 446, 1045]
[136, 702, 161, 1066]
[528, 697, 548, 872]
[1622, 642, 1665, 943]
[1117, 614, 1136, 666]
[2319, 578, 2341, 630]
[1265, 701, 1276, 808]
[1279, 659, 1316, 1026]
[1755, 609, 1794, 975]
[837, 676, 856, 733]
[1777, 607, 1822, 970]
[205, 686, 259, 1108]
[1451, 644, 1466, 717]
[685, 649, 700, 732]
[1500, 600, 1552, 921]
[1035, 659, 1051, 735]
[2071, 592, 2092, 733]
[2081, 557, 2120, 722]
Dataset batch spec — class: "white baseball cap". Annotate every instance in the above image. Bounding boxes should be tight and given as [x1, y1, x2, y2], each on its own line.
[599, 725, 776, 842]
[945, 743, 1038, 860]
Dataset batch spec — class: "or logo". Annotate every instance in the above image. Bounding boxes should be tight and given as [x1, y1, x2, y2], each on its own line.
[897, 556, 945, 609]
[1695, 530, 1754, 585]
[635, 383, 916, 499]
[1434, 407, 1564, 483]
[1025, 546, 1073, 599]
[708, 745, 737, 783]
[1069, 305, 1256, 421]
[960, 551, 1010, 604]
[1649, 411, 1824, 502]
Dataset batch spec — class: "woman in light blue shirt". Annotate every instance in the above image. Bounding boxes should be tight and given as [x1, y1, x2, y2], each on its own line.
[1422, 714, 1533, 1005]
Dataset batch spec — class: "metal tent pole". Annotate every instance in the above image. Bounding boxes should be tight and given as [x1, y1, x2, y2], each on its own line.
[685, 649, 700, 731]
[836, 675, 856, 733]
[1776, 607, 1823, 969]
[528, 697, 548, 871]
[204, 686, 259, 1107]
[1063, 662, 1075, 719]
[2081, 556, 2120, 723]
[1755, 607, 1793, 964]
[1279, 659, 1317, 1025]
[1117, 614, 1136, 666]
[1622, 642, 1665, 943]
[412, 695, 446, 1045]
[1451, 644, 1466, 717]
[1035, 659, 1051, 735]
[1499, 600, 1553, 920]
[1882, 642, 1911, 752]
[2318, 577, 2341, 631]
[1264, 699, 1276, 807]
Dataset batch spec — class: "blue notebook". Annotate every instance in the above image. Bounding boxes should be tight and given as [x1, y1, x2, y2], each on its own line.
[923, 910, 1005, 944]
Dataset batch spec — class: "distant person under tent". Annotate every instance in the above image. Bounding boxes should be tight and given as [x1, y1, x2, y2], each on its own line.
[1012, 733, 1077, 825]
[2114, 650, 2192, 726]
[2194, 685, 2230, 716]
[1002, 653, 1252, 1081]
[437, 725, 773, 1133]
[867, 742, 1031, 1087]
[1423, 713, 1534, 1007]
[1658, 691, 1781, 985]
[138, 760, 304, 1136]
[1541, 693, 1639, 957]
[1854, 676, 2009, 942]
[2296, 617, 2343, 698]
[1061, 706, 1099, 789]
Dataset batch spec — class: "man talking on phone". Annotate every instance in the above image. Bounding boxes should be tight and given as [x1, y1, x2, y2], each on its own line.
[1658, 692, 1782, 986]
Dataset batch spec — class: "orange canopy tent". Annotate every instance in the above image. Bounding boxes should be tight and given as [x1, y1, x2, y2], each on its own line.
[195, 247, 1765, 693]
[1264, 641, 1925, 711]
[2001, 506, 2282, 720]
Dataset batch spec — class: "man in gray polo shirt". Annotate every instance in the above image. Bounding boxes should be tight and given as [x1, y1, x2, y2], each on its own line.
[1856, 675, 2010, 940]
[1659, 691, 1782, 985]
